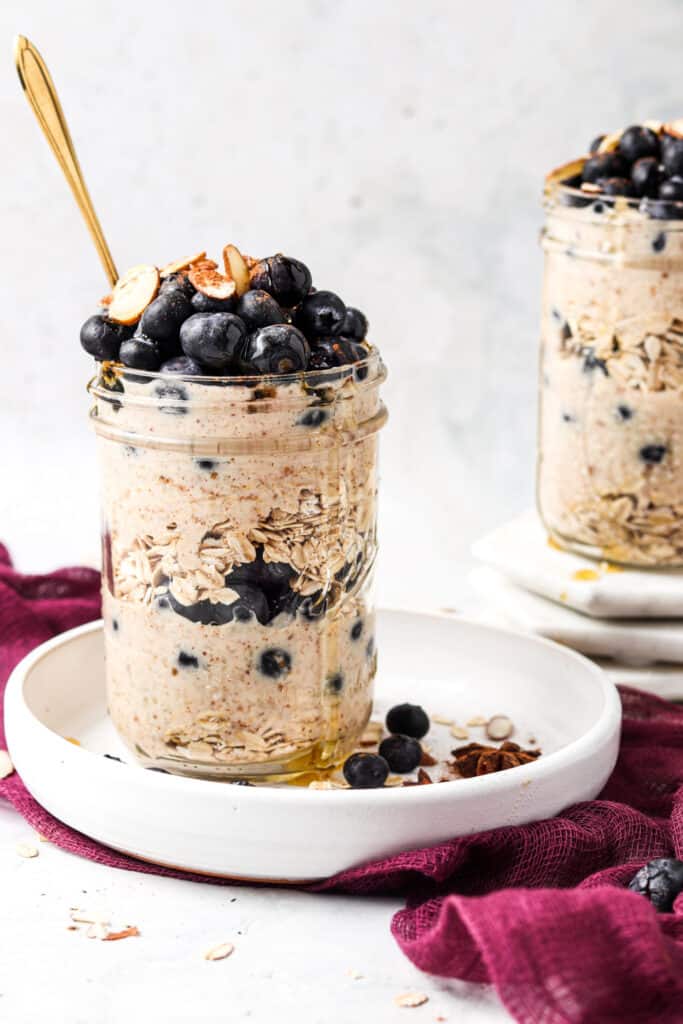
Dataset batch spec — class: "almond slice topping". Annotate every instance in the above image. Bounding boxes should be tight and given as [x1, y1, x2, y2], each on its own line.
[160, 252, 206, 278]
[188, 264, 236, 300]
[664, 120, 683, 140]
[108, 264, 160, 325]
[222, 244, 251, 296]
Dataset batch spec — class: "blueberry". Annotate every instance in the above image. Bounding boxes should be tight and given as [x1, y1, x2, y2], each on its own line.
[652, 231, 667, 252]
[112, 618, 119, 632]
[628, 857, 683, 912]
[366, 636, 375, 659]
[140, 291, 193, 351]
[159, 355, 205, 376]
[386, 703, 430, 739]
[297, 408, 328, 427]
[599, 176, 635, 197]
[342, 752, 389, 789]
[236, 290, 285, 330]
[640, 443, 668, 464]
[350, 619, 364, 640]
[341, 339, 368, 376]
[180, 312, 246, 371]
[259, 647, 292, 678]
[196, 459, 216, 471]
[237, 324, 309, 375]
[191, 291, 236, 314]
[617, 404, 633, 421]
[167, 592, 235, 626]
[631, 157, 661, 198]
[560, 174, 593, 208]
[588, 134, 605, 154]
[618, 125, 660, 164]
[295, 291, 346, 340]
[228, 584, 271, 625]
[378, 734, 422, 773]
[159, 272, 195, 298]
[640, 197, 683, 221]
[250, 254, 312, 306]
[582, 152, 627, 184]
[230, 779, 253, 786]
[326, 672, 344, 694]
[80, 314, 126, 361]
[308, 338, 355, 371]
[662, 135, 683, 176]
[659, 176, 683, 202]
[177, 651, 199, 668]
[153, 379, 188, 415]
[119, 334, 162, 371]
[341, 307, 368, 341]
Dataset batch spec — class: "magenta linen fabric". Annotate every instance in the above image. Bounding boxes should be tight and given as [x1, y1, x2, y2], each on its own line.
[2, 544, 683, 1023]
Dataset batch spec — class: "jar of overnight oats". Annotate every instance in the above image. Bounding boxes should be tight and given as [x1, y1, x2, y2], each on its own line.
[82, 246, 386, 778]
[538, 122, 683, 566]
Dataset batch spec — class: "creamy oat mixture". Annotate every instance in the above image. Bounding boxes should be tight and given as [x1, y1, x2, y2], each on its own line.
[539, 122, 683, 565]
[84, 247, 386, 777]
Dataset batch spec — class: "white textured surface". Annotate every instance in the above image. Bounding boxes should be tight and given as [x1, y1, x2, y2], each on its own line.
[473, 510, 683, 618]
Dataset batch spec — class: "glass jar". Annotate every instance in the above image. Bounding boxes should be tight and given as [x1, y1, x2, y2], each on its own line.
[89, 353, 387, 778]
[538, 173, 683, 566]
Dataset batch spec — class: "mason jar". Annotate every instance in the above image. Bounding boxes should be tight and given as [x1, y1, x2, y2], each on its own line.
[538, 170, 683, 566]
[89, 353, 387, 778]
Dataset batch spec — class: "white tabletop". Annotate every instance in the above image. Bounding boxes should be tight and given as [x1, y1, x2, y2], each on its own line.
[0, 801, 511, 1023]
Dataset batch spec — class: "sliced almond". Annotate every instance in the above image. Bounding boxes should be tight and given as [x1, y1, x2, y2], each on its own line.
[431, 714, 454, 726]
[0, 749, 14, 780]
[450, 725, 469, 740]
[108, 264, 160, 325]
[644, 119, 664, 135]
[486, 715, 514, 741]
[204, 941, 234, 961]
[188, 264, 236, 300]
[222, 244, 251, 296]
[160, 251, 206, 278]
[664, 120, 683, 139]
[580, 182, 602, 194]
[466, 716, 487, 728]
[545, 157, 586, 186]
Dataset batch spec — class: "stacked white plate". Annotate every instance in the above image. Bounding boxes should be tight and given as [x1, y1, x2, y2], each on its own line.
[470, 510, 683, 700]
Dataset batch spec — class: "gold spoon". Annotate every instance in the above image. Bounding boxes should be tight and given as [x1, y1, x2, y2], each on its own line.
[14, 35, 118, 286]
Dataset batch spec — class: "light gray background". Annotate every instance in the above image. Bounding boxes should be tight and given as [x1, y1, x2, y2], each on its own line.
[2, 0, 681, 608]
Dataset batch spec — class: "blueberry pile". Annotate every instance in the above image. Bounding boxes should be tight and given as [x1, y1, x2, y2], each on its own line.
[562, 123, 683, 219]
[80, 247, 370, 376]
[342, 703, 431, 788]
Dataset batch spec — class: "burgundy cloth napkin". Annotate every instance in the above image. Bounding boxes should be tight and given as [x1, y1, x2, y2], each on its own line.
[2, 545, 683, 1023]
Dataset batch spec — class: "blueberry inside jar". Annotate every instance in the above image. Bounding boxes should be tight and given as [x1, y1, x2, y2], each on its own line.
[87, 245, 387, 777]
[539, 122, 683, 566]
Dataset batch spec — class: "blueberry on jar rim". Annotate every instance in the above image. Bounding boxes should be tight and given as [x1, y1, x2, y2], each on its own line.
[80, 314, 128, 361]
[236, 324, 309, 376]
[119, 334, 162, 371]
[582, 152, 627, 184]
[140, 290, 193, 350]
[179, 312, 247, 372]
[631, 157, 661, 198]
[341, 307, 369, 341]
[294, 290, 347, 340]
[618, 124, 660, 164]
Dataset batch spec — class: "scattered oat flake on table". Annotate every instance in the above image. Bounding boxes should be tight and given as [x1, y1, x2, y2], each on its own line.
[16, 842, 39, 859]
[0, 749, 14, 779]
[204, 941, 234, 961]
[103, 926, 140, 942]
[394, 991, 429, 1008]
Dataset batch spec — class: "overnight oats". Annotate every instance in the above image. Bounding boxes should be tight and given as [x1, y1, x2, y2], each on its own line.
[81, 246, 387, 778]
[539, 121, 683, 566]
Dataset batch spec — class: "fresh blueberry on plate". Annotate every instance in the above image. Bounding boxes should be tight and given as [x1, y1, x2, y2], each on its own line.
[385, 703, 430, 739]
[378, 734, 423, 773]
[342, 752, 389, 789]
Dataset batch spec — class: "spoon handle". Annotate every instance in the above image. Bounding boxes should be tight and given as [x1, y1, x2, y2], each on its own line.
[14, 35, 118, 287]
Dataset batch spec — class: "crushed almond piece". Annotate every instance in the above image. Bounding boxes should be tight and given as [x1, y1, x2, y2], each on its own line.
[103, 926, 140, 942]
[450, 725, 469, 740]
[160, 252, 206, 278]
[204, 941, 234, 961]
[188, 264, 236, 300]
[0, 749, 14, 779]
[486, 715, 513, 741]
[394, 991, 429, 1008]
[466, 716, 487, 728]
[432, 714, 453, 726]
[16, 842, 38, 859]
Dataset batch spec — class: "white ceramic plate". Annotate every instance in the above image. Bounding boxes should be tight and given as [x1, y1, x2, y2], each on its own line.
[5, 611, 621, 882]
